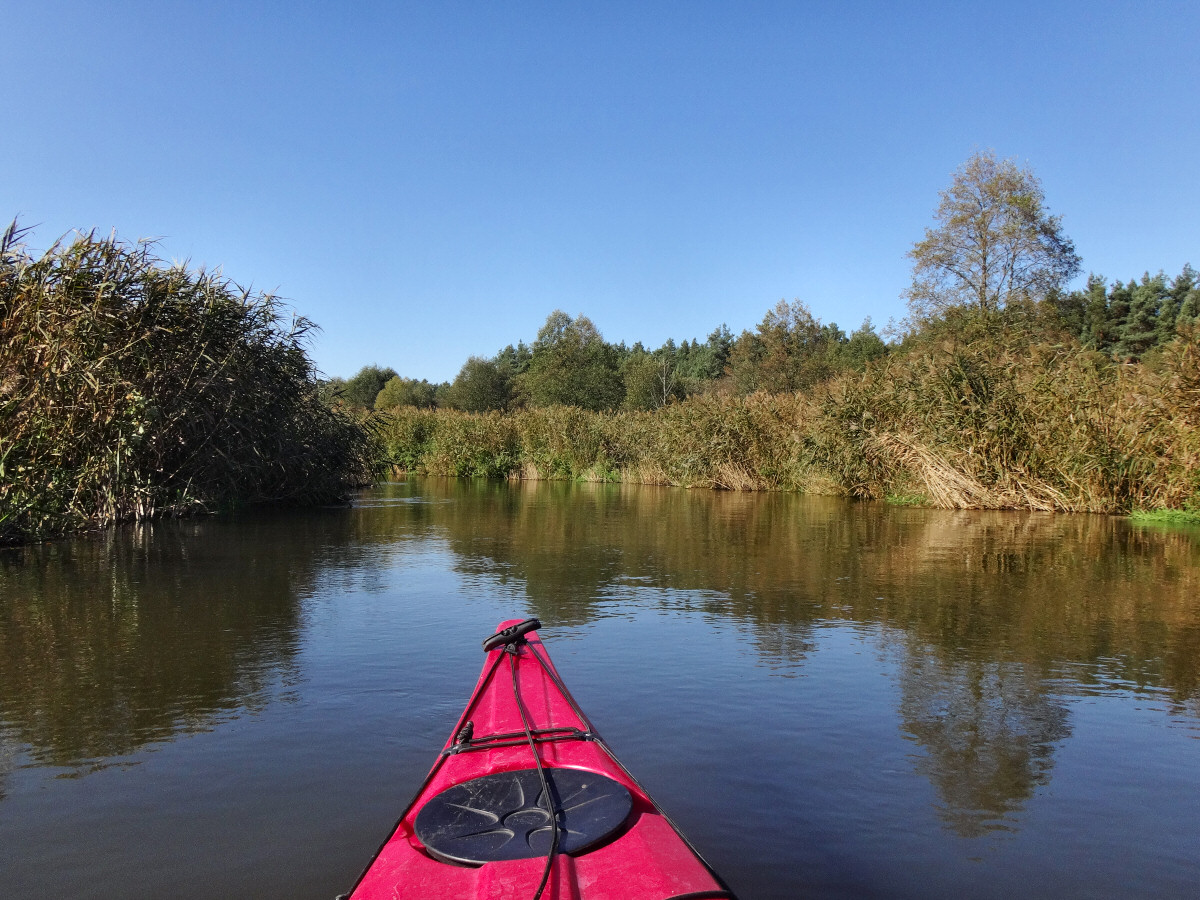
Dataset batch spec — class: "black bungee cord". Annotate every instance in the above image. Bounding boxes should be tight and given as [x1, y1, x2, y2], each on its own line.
[509, 642, 561, 900]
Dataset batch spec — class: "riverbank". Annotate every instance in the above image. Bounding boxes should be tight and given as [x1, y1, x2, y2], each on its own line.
[379, 327, 1200, 515]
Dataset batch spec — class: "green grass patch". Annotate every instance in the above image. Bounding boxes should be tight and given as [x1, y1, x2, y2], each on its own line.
[885, 492, 929, 507]
[1129, 508, 1200, 528]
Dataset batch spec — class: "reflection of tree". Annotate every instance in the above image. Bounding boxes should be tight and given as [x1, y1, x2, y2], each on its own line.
[424, 478, 629, 626]
[1164, 623, 1200, 719]
[413, 478, 846, 644]
[748, 622, 816, 669]
[6, 473, 1198, 821]
[0, 728, 16, 801]
[899, 651, 1070, 837]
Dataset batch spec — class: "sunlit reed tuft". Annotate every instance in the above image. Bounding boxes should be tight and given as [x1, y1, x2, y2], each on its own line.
[0, 224, 375, 543]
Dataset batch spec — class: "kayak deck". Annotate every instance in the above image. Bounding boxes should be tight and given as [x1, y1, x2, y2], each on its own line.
[344, 620, 733, 900]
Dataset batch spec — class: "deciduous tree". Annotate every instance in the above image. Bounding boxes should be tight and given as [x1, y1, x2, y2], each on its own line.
[376, 375, 438, 409]
[343, 364, 398, 408]
[621, 347, 683, 410]
[727, 299, 838, 394]
[519, 311, 623, 410]
[906, 151, 1081, 323]
[445, 356, 512, 411]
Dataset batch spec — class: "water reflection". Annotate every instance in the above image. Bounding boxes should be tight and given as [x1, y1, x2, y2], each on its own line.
[2, 478, 1198, 847]
[396, 480, 1200, 696]
[0, 497, 467, 772]
[898, 653, 1071, 836]
[389, 479, 1200, 834]
[0, 519, 312, 768]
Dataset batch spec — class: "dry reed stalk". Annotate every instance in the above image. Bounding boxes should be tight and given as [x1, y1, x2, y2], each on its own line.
[875, 432, 1074, 512]
[710, 461, 763, 491]
[574, 467, 611, 483]
[874, 433, 999, 508]
[623, 460, 674, 486]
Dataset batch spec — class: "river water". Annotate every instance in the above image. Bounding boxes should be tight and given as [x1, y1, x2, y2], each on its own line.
[1, 479, 1198, 899]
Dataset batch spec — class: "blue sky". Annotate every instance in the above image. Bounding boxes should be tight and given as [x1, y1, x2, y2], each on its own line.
[4, 1, 1197, 382]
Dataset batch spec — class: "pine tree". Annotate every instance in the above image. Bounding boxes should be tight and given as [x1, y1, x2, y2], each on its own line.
[1117, 273, 1164, 359]
[1105, 280, 1133, 355]
[1079, 274, 1111, 349]
[1157, 285, 1180, 346]
[496, 341, 532, 376]
[703, 325, 733, 379]
[1172, 265, 1199, 330]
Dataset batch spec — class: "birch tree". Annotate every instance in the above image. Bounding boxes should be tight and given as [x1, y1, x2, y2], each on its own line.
[905, 151, 1081, 323]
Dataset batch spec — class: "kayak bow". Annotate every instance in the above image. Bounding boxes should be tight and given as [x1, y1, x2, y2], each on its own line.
[341, 618, 735, 900]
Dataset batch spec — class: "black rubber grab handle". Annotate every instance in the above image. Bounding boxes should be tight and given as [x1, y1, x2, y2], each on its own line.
[482, 618, 542, 652]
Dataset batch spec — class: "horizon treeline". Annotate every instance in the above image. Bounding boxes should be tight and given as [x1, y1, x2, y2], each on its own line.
[358, 151, 1200, 517]
[331, 262, 1200, 415]
[8, 149, 1198, 544]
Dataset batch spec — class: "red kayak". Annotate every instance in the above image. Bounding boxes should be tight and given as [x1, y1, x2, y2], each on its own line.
[340, 618, 736, 900]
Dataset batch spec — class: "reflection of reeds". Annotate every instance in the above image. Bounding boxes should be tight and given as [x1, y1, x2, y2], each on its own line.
[0, 518, 316, 766]
[411, 479, 1200, 702]
[0, 225, 373, 543]
[380, 328, 1200, 514]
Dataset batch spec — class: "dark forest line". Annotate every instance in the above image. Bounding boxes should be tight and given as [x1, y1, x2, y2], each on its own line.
[335, 262, 1200, 419]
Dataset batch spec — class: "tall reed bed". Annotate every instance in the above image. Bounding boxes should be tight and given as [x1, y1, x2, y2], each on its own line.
[818, 329, 1200, 512]
[0, 225, 374, 543]
[381, 396, 825, 492]
[379, 327, 1200, 514]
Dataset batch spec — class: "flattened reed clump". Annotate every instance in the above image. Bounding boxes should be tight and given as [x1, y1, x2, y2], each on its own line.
[379, 325, 1200, 515]
[0, 225, 373, 543]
